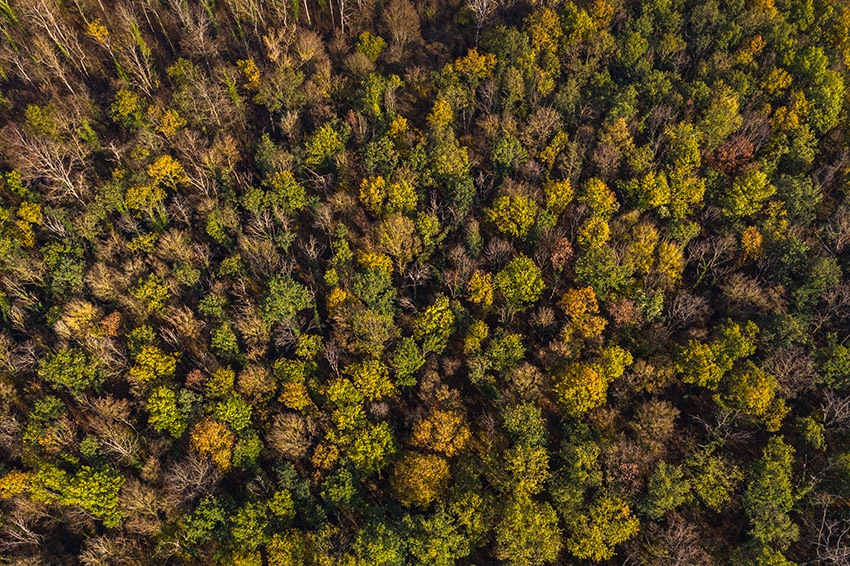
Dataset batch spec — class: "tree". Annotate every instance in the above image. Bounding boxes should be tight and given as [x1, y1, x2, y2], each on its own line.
[544, 179, 573, 215]
[391, 452, 450, 508]
[391, 337, 425, 386]
[579, 178, 619, 218]
[719, 168, 776, 218]
[346, 359, 395, 401]
[38, 348, 102, 397]
[486, 195, 538, 239]
[190, 419, 235, 471]
[698, 84, 742, 152]
[687, 449, 743, 512]
[641, 461, 690, 519]
[495, 255, 545, 310]
[304, 123, 348, 167]
[377, 214, 421, 271]
[495, 496, 562, 566]
[346, 421, 396, 474]
[381, 0, 420, 49]
[414, 295, 455, 354]
[467, 270, 494, 306]
[411, 410, 471, 457]
[743, 437, 799, 552]
[566, 494, 639, 562]
[147, 386, 187, 438]
[262, 275, 313, 326]
[555, 363, 607, 418]
[559, 286, 607, 339]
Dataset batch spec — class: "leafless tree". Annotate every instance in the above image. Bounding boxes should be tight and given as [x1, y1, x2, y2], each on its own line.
[815, 506, 850, 565]
[381, 0, 419, 49]
[163, 453, 222, 507]
[665, 291, 710, 332]
[467, 0, 498, 42]
[822, 390, 850, 431]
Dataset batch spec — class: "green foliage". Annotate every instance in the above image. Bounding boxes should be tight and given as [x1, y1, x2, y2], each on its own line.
[688, 450, 744, 512]
[5, 1, 850, 563]
[262, 275, 313, 325]
[147, 386, 187, 438]
[214, 394, 253, 432]
[38, 348, 102, 396]
[486, 195, 538, 239]
[391, 337, 425, 386]
[305, 122, 348, 167]
[744, 436, 799, 551]
[495, 255, 544, 309]
[356, 31, 387, 61]
[566, 495, 640, 562]
[263, 171, 309, 216]
[414, 294, 455, 354]
[641, 461, 690, 519]
[495, 496, 562, 566]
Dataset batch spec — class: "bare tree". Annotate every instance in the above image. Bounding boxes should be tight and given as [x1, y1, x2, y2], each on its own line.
[815, 506, 850, 565]
[467, 0, 498, 43]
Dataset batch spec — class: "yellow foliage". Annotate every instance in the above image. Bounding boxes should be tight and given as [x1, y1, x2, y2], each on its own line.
[16, 220, 35, 247]
[86, 19, 110, 44]
[427, 98, 453, 130]
[311, 441, 340, 471]
[762, 67, 792, 96]
[56, 300, 102, 339]
[577, 216, 610, 248]
[453, 48, 497, 81]
[17, 202, 42, 225]
[467, 270, 494, 306]
[147, 105, 186, 139]
[237, 58, 262, 91]
[624, 223, 659, 275]
[589, 0, 615, 27]
[464, 319, 489, 354]
[655, 241, 684, 287]
[190, 419, 235, 471]
[560, 286, 607, 339]
[410, 410, 471, 457]
[125, 184, 166, 213]
[555, 363, 607, 417]
[741, 226, 763, 259]
[581, 178, 619, 218]
[391, 452, 450, 508]
[527, 7, 563, 57]
[386, 179, 418, 213]
[280, 382, 312, 411]
[544, 178, 573, 215]
[735, 35, 766, 66]
[358, 251, 393, 274]
[540, 131, 569, 170]
[388, 115, 409, 141]
[147, 155, 188, 188]
[0, 471, 31, 498]
[360, 176, 387, 215]
[326, 287, 349, 312]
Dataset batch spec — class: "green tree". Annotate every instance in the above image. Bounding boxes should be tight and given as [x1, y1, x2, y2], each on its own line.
[414, 295, 455, 354]
[486, 195, 538, 239]
[566, 495, 639, 562]
[262, 275, 313, 326]
[147, 386, 187, 438]
[641, 461, 690, 519]
[743, 436, 799, 552]
[495, 255, 544, 310]
[38, 348, 102, 397]
[495, 496, 561, 566]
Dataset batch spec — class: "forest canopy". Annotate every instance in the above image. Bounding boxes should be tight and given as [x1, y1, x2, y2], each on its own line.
[1, 0, 850, 564]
